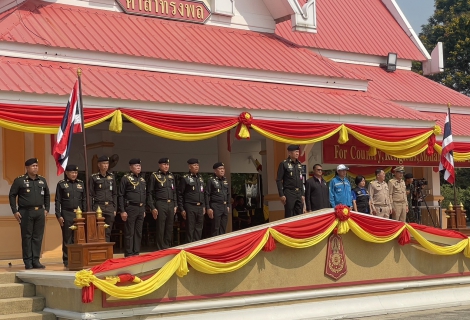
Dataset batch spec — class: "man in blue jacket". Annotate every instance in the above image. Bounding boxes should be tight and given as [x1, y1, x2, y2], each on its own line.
[329, 164, 352, 208]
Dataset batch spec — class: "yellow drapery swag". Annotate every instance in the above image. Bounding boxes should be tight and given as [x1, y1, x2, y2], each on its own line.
[122, 113, 237, 141]
[74, 217, 470, 301]
[434, 144, 470, 162]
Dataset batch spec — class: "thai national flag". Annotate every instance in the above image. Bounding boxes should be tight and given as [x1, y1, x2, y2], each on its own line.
[439, 108, 455, 184]
[53, 80, 82, 175]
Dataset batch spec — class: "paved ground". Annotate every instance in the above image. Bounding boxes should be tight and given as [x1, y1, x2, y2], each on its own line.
[355, 305, 470, 320]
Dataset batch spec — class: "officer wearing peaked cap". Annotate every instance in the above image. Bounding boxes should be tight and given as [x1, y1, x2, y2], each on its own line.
[389, 166, 408, 222]
[89, 155, 117, 242]
[55, 164, 85, 268]
[177, 158, 206, 243]
[119, 158, 146, 257]
[205, 162, 230, 236]
[147, 157, 177, 251]
[276, 145, 305, 218]
[9, 158, 50, 269]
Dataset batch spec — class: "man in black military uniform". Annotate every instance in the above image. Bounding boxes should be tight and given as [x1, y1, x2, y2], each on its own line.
[405, 173, 417, 223]
[147, 158, 177, 250]
[55, 164, 86, 268]
[205, 162, 230, 237]
[177, 158, 206, 243]
[9, 158, 50, 269]
[118, 158, 146, 257]
[276, 145, 305, 218]
[89, 155, 117, 242]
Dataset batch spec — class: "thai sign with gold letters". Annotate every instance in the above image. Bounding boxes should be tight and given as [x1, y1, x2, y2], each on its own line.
[117, 0, 211, 24]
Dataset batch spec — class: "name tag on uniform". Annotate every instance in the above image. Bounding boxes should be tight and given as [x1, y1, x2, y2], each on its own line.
[77, 184, 82, 189]
[41, 190, 44, 195]
[110, 186, 113, 190]
[39, 180, 44, 184]
[200, 186, 204, 192]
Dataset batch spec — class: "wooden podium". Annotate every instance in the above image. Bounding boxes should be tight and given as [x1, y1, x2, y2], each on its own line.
[66, 206, 114, 271]
[446, 203, 470, 235]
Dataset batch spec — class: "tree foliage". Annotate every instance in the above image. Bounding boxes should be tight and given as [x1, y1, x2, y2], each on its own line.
[419, 0, 470, 95]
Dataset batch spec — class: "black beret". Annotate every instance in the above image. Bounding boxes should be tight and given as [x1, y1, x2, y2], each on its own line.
[187, 158, 199, 164]
[158, 158, 170, 164]
[287, 145, 300, 151]
[213, 162, 224, 169]
[97, 155, 109, 163]
[404, 173, 414, 179]
[65, 164, 78, 171]
[25, 158, 38, 166]
[129, 158, 141, 165]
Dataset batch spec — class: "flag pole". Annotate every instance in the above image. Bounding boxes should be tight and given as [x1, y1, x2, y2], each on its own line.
[447, 103, 458, 208]
[77, 68, 91, 212]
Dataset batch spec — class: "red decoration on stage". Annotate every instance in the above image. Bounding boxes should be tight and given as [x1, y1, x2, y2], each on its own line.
[350, 212, 405, 237]
[235, 112, 253, 140]
[262, 234, 276, 252]
[325, 234, 347, 280]
[335, 205, 351, 221]
[398, 228, 411, 246]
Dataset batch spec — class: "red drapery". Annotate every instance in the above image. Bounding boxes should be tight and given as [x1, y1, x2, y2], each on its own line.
[346, 124, 434, 142]
[350, 212, 405, 236]
[252, 119, 341, 139]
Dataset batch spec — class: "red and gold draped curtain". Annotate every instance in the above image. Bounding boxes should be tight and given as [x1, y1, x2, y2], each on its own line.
[2, 103, 470, 160]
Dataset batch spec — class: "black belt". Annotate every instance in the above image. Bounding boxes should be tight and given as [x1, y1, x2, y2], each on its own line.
[157, 199, 174, 203]
[187, 202, 202, 206]
[285, 188, 301, 191]
[95, 201, 113, 205]
[62, 207, 78, 212]
[127, 202, 144, 207]
[19, 206, 43, 211]
[211, 201, 228, 205]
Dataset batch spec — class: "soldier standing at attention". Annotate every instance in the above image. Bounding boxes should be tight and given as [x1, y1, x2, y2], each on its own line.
[388, 166, 408, 222]
[9, 158, 50, 269]
[89, 155, 117, 242]
[205, 162, 230, 236]
[119, 158, 146, 257]
[147, 158, 177, 250]
[178, 158, 206, 243]
[369, 169, 392, 218]
[55, 164, 86, 268]
[276, 145, 305, 218]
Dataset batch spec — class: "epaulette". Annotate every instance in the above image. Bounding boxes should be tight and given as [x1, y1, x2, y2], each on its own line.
[283, 160, 287, 162]
[77, 179, 83, 182]
[92, 173, 99, 176]
[183, 174, 189, 177]
[16, 174, 25, 179]
[58, 179, 65, 183]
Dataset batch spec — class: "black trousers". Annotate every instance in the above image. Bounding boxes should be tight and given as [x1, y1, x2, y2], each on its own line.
[155, 200, 175, 250]
[284, 189, 303, 218]
[184, 204, 204, 243]
[124, 205, 144, 257]
[93, 203, 115, 242]
[19, 208, 45, 267]
[61, 210, 76, 265]
[210, 202, 228, 237]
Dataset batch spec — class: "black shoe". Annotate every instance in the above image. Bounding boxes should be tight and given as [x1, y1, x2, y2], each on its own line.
[32, 263, 46, 269]
[25, 265, 33, 270]
[64, 262, 68, 268]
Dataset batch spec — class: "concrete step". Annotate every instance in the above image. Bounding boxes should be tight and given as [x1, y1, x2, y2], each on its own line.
[0, 283, 35, 299]
[0, 297, 45, 315]
[0, 312, 56, 320]
[0, 273, 18, 284]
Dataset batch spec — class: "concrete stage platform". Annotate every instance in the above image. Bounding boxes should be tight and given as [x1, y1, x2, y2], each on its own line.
[10, 209, 470, 319]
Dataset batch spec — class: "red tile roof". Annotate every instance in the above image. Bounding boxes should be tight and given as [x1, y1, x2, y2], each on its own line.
[276, 0, 426, 61]
[423, 112, 470, 137]
[0, 0, 362, 80]
[341, 64, 470, 107]
[0, 56, 436, 121]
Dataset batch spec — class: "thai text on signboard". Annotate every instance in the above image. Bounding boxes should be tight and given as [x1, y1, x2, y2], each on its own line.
[117, 0, 211, 24]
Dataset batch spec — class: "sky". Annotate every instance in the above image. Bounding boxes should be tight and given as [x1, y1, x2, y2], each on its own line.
[395, 0, 435, 34]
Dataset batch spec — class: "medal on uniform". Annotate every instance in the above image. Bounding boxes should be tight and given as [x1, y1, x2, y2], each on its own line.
[290, 172, 292, 176]
[217, 189, 220, 192]
[192, 186, 195, 190]
[110, 186, 112, 190]
[26, 189, 30, 193]
[26, 184, 29, 187]
[99, 184, 102, 189]
[161, 182, 164, 187]
[67, 193, 69, 197]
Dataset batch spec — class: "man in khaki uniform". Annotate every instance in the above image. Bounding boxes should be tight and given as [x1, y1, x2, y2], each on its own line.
[368, 169, 391, 218]
[388, 166, 408, 222]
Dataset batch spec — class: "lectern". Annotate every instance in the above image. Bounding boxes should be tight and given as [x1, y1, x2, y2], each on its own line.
[66, 206, 114, 271]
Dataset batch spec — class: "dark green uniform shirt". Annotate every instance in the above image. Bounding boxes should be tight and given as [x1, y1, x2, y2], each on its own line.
[204, 174, 230, 210]
[89, 171, 117, 207]
[9, 174, 50, 213]
[177, 173, 205, 211]
[276, 157, 304, 197]
[55, 178, 86, 218]
[118, 173, 146, 212]
[147, 170, 177, 210]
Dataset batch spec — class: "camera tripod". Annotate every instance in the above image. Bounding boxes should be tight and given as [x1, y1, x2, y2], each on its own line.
[408, 187, 436, 228]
